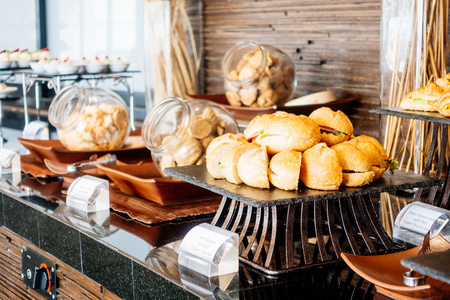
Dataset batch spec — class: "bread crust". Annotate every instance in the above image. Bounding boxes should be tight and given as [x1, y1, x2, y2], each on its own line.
[268, 149, 302, 190]
[343, 171, 375, 187]
[309, 107, 353, 146]
[438, 91, 450, 117]
[237, 146, 270, 188]
[205, 133, 247, 156]
[300, 143, 342, 190]
[347, 138, 383, 166]
[331, 142, 372, 172]
[222, 143, 260, 184]
[435, 73, 450, 91]
[400, 83, 444, 112]
[245, 111, 321, 154]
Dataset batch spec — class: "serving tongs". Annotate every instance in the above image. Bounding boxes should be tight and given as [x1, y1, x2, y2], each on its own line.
[44, 155, 117, 175]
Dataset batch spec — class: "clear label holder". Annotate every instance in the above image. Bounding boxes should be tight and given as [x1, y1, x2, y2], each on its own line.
[394, 201, 449, 246]
[0, 147, 21, 187]
[178, 223, 239, 277]
[22, 120, 49, 140]
[66, 175, 110, 213]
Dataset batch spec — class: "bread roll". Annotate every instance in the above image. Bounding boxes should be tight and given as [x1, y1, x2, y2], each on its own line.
[245, 111, 321, 154]
[438, 91, 450, 117]
[221, 143, 260, 184]
[268, 149, 302, 190]
[205, 133, 247, 157]
[309, 107, 353, 146]
[400, 82, 444, 112]
[300, 143, 342, 190]
[206, 135, 248, 179]
[348, 137, 386, 180]
[331, 142, 375, 187]
[237, 146, 270, 188]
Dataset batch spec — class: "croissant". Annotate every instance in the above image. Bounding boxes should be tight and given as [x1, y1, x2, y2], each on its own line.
[438, 91, 450, 117]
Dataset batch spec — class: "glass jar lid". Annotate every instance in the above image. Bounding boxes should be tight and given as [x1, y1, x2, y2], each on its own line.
[48, 85, 88, 129]
[222, 40, 267, 88]
[142, 97, 191, 153]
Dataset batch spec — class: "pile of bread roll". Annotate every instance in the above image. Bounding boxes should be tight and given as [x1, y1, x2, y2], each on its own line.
[400, 73, 450, 116]
[206, 107, 390, 191]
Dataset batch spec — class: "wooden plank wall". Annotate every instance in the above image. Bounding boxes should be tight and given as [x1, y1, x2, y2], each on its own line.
[202, 0, 383, 138]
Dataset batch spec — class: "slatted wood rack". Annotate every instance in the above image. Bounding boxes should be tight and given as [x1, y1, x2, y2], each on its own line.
[165, 166, 440, 275]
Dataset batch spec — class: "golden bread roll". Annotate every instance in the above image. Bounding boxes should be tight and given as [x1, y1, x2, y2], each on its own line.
[300, 143, 342, 190]
[245, 111, 321, 154]
[348, 137, 386, 180]
[331, 142, 375, 187]
[438, 91, 450, 117]
[400, 82, 444, 112]
[221, 143, 260, 184]
[237, 146, 270, 188]
[309, 107, 353, 146]
[205, 133, 247, 157]
[268, 149, 302, 190]
[435, 73, 450, 91]
[206, 134, 248, 179]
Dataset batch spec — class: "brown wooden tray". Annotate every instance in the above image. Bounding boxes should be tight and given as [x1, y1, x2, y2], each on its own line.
[97, 163, 221, 205]
[18, 136, 151, 164]
[186, 94, 355, 124]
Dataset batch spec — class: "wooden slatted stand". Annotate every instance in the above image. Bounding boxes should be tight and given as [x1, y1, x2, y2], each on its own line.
[370, 107, 450, 209]
[165, 166, 440, 275]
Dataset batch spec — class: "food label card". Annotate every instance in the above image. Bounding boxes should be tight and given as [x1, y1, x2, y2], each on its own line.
[67, 175, 109, 212]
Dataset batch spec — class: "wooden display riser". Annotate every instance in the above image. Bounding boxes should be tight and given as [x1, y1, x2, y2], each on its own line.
[0, 226, 120, 300]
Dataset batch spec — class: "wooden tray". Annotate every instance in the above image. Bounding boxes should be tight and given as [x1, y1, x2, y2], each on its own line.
[342, 247, 450, 298]
[18, 136, 151, 164]
[97, 163, 221, 205]
[186, 94, 355, 124]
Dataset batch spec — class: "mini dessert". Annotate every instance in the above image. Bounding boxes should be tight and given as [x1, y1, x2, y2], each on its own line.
[0, 50, 9, 61]
[8, 49, 19, 60]
[49, 58, 60, 65]
[113, 57, 125, 64]
[38, 57, 49, 64]
[90, 57, 103, 65]
[61, 58, 73, 65]
[102, 56, 112, 64]
[79, 57, 88, 64]
[18, 49, 31, 60]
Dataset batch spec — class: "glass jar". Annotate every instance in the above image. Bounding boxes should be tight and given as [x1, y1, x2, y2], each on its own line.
[142, 97, 239, 177]
[48, 86, 130, 151]
[222, 41, 296, 108]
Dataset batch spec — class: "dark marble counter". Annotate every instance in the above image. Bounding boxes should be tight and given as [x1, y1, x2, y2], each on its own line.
[0, 173, 378, 300]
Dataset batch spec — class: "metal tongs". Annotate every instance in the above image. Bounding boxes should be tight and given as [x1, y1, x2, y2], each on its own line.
[45, 155, 117, 175]
[66, 155, 117, 172]
[403, 231, 431, 286]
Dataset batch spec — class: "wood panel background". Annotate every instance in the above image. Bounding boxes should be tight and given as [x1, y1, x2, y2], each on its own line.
[202, 0, 383, 138]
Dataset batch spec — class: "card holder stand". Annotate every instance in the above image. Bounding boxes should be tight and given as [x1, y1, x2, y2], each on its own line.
[394, 201, 450, 246]
[66, 175, 110, 213]
[22, 120, 49, 140]
[178, 223, 239, 277]
[0, 147, 21, 187]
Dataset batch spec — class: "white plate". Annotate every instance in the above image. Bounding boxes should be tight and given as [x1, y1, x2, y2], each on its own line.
[0, 61, 12, 69]
[43, 64, 59, 74]
[85, 64, 105, 73]
[0, 86, 18, 98]
[57, 64, 81, 75]
[30, 62, 46, 73]
[109, 63, 129, 72]
[17, 59, 37, 68]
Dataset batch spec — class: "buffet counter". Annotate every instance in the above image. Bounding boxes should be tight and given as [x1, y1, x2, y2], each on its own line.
[0, 173, 382, 300]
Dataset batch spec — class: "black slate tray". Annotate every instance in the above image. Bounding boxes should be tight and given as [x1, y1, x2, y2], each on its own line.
[164, 165, 441, 207]
[370, 107, 450, 125]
